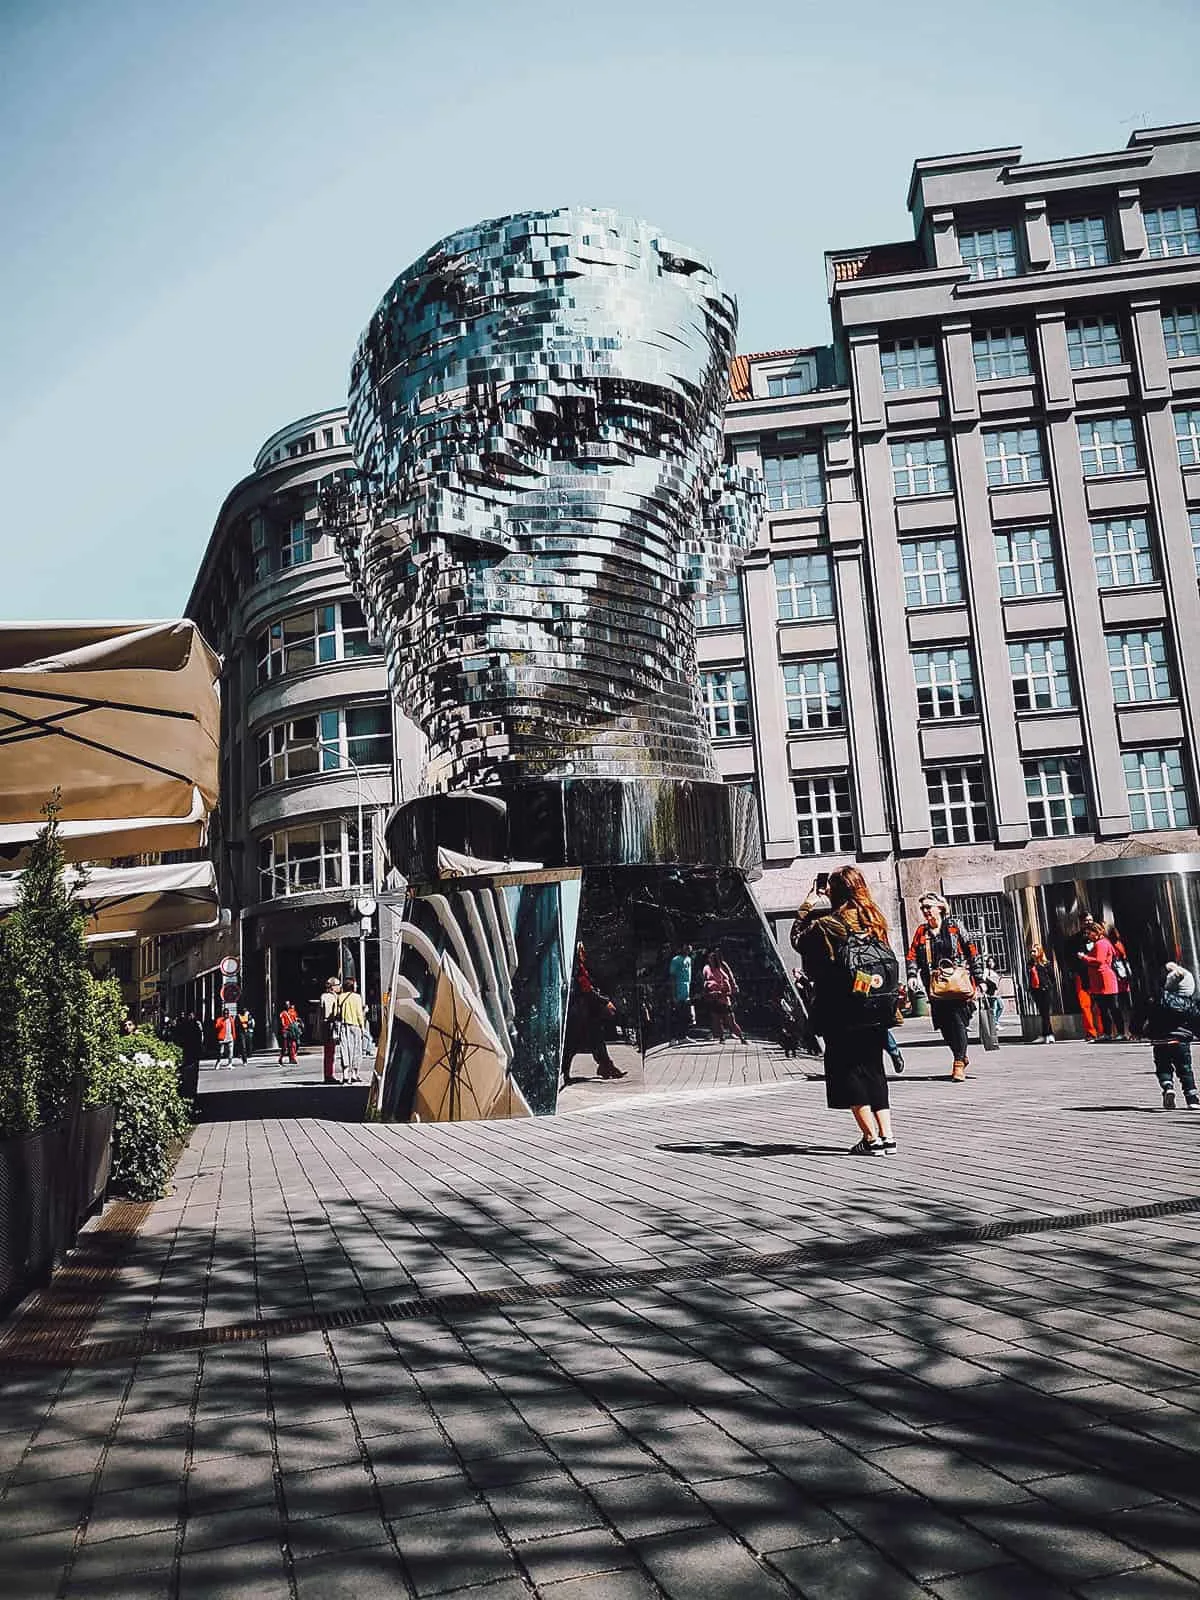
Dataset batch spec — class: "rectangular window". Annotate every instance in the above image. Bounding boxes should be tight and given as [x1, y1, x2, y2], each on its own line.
[775, 553, 834, 621]
[700, 668, 751, 740]
[1107, 629, 1172, 704]
[782, 659, 843, 732]
[1051, 216, 1110, 269]
[983, 428, 1045, 487]
[793, 775, 855, 855]
[1009, 638, 1074, 712]
[259, 821, 343, 899]
[256, 716, 319, 787]
[1024, 756, 1090, 838]
[766, 372, 811, 397]
[250, 517, 270, 582]
[890, 437, 952, 497]
[255, 602, 375, 682]
[1145, 204, 1200, 259]
[340, 600, 373, 657]
[1124, 748, 1192, 831]
[1077, 416, 1139, 476]
[1191, 511, 1200, 577]
[1066, 317, 1124, 369]
[1091, 517, 1155, 588]
[994, 525, 1058, 598]
[912, 648, 977, 720]
[926, 765, 991, 845]
[1162, 305, 1200, 360]
[880, 337, 939, 392]
[1174, 408, 1200, 468]
[959, 227, 1019, 281]
[901, 538, 963, 608]
[322, 427, 336, 449]
[279, 517, 314, 569]
[973, 327, 1031, 382]
[346, 704, 392, 766]
[761, 443, 825, 510]
[695, 582, 743, 629]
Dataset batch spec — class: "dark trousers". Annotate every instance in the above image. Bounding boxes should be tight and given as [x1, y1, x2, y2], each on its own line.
[1094, 994, 1122, 1037]
[1153, 1040, 1197, 1097]
[931, 998, 971, 1063]
[1034, 991, 1053, 1037]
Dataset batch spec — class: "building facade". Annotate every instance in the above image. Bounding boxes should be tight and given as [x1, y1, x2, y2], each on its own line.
[177, 410, 421, 1037]
[712, 122, 1200, 969]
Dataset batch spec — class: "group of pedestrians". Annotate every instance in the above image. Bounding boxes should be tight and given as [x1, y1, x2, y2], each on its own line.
[315, 977, 370, 1084]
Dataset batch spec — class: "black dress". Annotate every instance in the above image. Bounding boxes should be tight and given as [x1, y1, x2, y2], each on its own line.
[793, 908, 889, 1113]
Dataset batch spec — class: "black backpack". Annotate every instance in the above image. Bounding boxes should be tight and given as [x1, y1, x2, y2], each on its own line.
[836, 929, 901, 1028]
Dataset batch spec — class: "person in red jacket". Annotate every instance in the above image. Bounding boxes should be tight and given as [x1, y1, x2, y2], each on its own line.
[1028, 944, 1055, 1043]
[214, 1010, 237, 1069]
[1078, 919, 1120, 1041]
[277, 1001, 301, 1064]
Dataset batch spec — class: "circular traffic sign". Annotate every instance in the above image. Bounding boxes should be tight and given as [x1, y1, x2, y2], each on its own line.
[219, 957, 240, 978]
[220, 982, 241, 1004]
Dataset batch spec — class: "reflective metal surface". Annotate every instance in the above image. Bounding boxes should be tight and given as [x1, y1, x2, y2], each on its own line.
[333, 207, 760, 792]
[337, 210, 790, 1120]
[1006, 858, 1200, 1039]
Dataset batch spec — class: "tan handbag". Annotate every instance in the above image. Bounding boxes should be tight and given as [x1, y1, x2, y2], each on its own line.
[929, 961, 976, 1002]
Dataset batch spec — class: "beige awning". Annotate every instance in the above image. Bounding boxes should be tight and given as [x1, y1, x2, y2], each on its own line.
[0, 860, 220, 942]
[0, 620, 221, 826]
[0, 786, 210, 867]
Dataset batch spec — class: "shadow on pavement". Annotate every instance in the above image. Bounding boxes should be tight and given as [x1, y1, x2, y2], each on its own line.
[657, 1140, 848, 1157]
[196, 1085, 370, 1123]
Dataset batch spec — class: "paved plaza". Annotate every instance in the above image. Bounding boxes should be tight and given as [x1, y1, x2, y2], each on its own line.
[1, 1028, 1199, 1598]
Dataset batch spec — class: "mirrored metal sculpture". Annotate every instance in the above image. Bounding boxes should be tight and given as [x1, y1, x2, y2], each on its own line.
[329, 208, 793, 1120]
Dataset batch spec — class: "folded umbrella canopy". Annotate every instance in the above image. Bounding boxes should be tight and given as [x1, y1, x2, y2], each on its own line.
[0, 621, 220, 827]
[0, 786, 211, 867]
[0, 860, 220, 943]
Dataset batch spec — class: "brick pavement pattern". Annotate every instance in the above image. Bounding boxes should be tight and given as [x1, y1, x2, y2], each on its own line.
[1, 1030, 1199, 1598]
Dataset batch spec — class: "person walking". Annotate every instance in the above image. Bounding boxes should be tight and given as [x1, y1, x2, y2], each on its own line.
[906, 894, 982, 1081]
[702, 947, 746, 1044]
[1029, 944, 1056, 1043]
[214, 1010, 238, 1068]
[277, 1000, 300, 1064]
[336, 979, 368, 1083]
[1136, 962, 1200, 1110]
[236, 1007, 255, 1064]
[668, 943, 694, 1044]
[318, 977, 342, 1083]
[569, 944, 626, 1082]
[172, 1012, 203, 1100]
[1079, 919, 1121, 1041]
[791, 865, 901, 1156]
[976, 951, 1003, 1053]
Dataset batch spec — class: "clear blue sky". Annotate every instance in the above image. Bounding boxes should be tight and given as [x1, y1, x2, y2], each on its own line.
[2, 0, 1196, 620]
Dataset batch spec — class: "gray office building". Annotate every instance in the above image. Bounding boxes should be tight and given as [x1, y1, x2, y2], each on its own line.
[712, 122, 1200, 969]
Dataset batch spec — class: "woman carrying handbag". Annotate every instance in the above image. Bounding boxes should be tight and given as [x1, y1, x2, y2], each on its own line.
[906, 894, 982, 1080]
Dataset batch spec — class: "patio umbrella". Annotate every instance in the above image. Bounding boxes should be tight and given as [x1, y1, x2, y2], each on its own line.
[0, 621, 220, 826]
[412, 954, 530, 1122]
[0, 860, 219, 942]
[0, 786, 210, 867]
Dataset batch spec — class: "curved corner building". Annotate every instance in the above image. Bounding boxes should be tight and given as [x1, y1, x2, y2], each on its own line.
[176, 410, 422, 1036]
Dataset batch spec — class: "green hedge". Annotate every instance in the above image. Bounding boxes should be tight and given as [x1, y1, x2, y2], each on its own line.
[84, 985, 193, 1200]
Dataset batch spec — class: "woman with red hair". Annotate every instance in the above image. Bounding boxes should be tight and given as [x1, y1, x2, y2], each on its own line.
[792, 866, 900, 1156]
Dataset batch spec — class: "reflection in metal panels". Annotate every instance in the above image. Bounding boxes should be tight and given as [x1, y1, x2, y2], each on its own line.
[330, 207, 761, 793]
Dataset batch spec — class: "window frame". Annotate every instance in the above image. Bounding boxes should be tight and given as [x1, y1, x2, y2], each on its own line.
[1162, 304, 1200, 360]
[1050, 215, 1111, 270]
[1145, 204, 1200, 260]
[1077, 415, 1140, 477]
[1123, 748, 1192, 832]
[761, 442, 825, 511]
[900, 537, 963, 609]
[982, 427, 1045, 488]
[1174, 408, 1200, 468]
[925, 764, 992, 846]
[1066, 315, 1124, 370]
[1023, 755, 1091, 839]
[879, 336, 940, 392]
[890, 437, 952, 498]
[793, 774, 855, 856]
[911, 647, 978, 721]
[958, 226, 1020, 281]
[1106, 629, 1172, 705]
[972, 327, 1032, 383]
[1008, 637, 1074, 713]
[1090, 517, 1156, 589]
[699, 667, 752, 741]
[782, 658, 844, 733]
[774, 553, 835, 622]
[994, 525, 1059, 598]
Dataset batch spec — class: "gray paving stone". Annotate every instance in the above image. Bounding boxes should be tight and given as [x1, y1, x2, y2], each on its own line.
[871, 1444, 1035, 1508]
[634, 1524, 795, 1599]
[831, 1492, 1005, 1581]
[691, 1470, 845, 1554]
[769, 1534, 928, 1599]
[587, 1471, 714, 1538]
[965, 1505, 1153, 1582]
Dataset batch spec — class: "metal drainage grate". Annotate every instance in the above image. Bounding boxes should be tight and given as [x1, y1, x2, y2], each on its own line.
[3, 1192, 1197, 1372]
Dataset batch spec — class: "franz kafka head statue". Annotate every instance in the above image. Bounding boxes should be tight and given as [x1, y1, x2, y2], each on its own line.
[336, 207, 761, 794]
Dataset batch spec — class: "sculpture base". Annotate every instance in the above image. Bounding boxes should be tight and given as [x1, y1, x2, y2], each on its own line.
[370, 781, 798, 1122]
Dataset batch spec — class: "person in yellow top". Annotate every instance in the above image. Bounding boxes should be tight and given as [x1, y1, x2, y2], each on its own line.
[336, 979, 368, 1084]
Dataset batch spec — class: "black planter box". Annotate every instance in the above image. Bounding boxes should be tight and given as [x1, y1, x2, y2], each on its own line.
[0, 1101, 114, 1317]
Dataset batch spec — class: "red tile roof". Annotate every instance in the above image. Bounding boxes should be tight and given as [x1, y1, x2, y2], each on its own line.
[728, 349, 807, 401]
